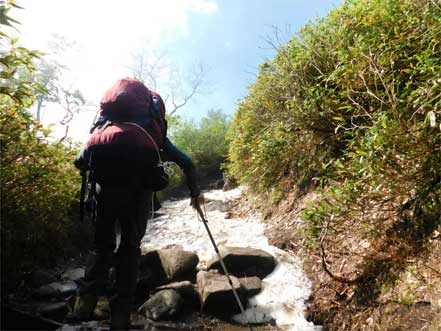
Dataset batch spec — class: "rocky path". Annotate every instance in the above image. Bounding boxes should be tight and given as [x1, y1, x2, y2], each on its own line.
[6, 188, 320, 331]
[140, 188, 320, 331]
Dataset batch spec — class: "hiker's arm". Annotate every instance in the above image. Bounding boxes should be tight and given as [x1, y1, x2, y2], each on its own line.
[164, 138, 200, 198]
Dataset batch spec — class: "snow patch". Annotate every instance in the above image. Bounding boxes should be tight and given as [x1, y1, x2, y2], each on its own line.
[141, 189, 320, 330]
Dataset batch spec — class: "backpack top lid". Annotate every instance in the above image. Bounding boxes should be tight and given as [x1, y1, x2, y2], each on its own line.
[100, 77, 151, 119]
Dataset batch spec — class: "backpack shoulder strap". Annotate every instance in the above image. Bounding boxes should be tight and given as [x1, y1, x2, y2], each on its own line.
[150, 93, 168, 143]
[122, 122, 162, 161]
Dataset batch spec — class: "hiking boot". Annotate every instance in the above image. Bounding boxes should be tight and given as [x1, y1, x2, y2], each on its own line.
[110, 310, 131, 330]
[69, 293, 98, 321]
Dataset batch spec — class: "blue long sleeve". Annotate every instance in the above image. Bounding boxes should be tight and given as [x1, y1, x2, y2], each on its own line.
[164, 138, 200, 197]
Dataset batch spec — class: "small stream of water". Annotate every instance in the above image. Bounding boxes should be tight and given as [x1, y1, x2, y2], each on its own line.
[141, 188, 321, 331]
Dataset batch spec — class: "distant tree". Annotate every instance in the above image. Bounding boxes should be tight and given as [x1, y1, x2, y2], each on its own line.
[128, 48, 206, 116]
[31, 52, 64, 121]
[30, 35, 86, 139]
[172, 109, 231, 178]
[129, 50, 167, 91]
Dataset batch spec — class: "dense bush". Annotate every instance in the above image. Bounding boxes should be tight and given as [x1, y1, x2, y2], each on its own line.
[228, 1, 440, 327]
[0, 2, 89, 291]
[228, 0, 440, 225]
[228, 0, 441, 304]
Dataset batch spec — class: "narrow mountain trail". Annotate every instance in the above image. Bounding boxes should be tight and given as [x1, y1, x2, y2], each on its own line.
[6, 188, 320, 331]
[141, 188, 320, 331]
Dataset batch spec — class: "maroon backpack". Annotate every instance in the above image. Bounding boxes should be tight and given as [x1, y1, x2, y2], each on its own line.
[89, 77, 167, 149]
[86, 78, 169, 189]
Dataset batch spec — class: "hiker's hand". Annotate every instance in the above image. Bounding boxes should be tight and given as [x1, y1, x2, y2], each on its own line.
[190, 194, 204, 210]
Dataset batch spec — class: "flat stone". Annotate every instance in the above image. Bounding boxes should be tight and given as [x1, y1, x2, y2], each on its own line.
[207, 246, 276, 278]
[196, 271, 242, 315]
[140, 248, 199, 284]
[239, 276, 262, 297]
[158, 249, 199, 281]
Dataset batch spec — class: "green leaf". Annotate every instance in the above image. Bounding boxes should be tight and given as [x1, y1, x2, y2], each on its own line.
[332, 116, 345, 122]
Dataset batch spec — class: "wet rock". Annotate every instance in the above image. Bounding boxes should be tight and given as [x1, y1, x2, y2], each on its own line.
[33, 281, 78, 299]
[61, 268, 84, 282]
[140, 248, 199, 283]
[207, 246, 276, 278]
[158, 249, 199, 281]
[30, 270, 58, 288]
[37, 302, 69, 321]
[196, 271, 242, 315]
[139, 289, 183, 321]
[239, 276, 262, 297]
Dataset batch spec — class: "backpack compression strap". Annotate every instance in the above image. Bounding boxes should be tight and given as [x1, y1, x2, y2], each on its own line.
[122, 122, 174, 177]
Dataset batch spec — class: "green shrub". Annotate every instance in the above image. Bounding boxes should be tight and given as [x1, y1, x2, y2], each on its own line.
[228, 3, 441, 322]
[0, 2, 90, 291]
[171, 109, 231, 179]
[228, 0, 440, 219]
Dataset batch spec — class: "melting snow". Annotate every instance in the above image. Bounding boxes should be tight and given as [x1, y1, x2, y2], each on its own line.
[141, 188, 321, 331]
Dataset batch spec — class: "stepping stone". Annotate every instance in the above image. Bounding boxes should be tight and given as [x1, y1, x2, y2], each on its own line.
[207, 246, 276, 278]
[239, 276, 262, 297]
[140, 248, 199, 283]
[196, 271, 242, 315]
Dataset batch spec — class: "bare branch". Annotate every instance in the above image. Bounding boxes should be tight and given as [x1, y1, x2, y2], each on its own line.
[129, 49, 208, 116]
[260, 24, 292, 53]
[128, 50, 168, 90]
[58, 124, 70, 143]
[169, 63, 205, 115]
[319, 216, 362, 284]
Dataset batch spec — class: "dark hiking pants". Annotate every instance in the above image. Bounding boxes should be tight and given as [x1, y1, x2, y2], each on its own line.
[80, 185, 152, 312]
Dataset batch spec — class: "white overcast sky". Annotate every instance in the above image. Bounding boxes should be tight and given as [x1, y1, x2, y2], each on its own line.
[12, 0, 342, 142]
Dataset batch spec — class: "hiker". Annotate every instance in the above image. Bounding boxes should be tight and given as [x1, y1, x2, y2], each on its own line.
[71, 78, 201, 330]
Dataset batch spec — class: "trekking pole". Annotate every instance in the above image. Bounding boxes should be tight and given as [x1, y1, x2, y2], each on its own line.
[194, 202, 253, 331]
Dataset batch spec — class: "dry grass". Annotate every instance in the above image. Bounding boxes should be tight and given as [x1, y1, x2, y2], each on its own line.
[242, 190, 441, 331]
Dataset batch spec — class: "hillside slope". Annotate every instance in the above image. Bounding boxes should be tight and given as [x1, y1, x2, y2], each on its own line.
[227, 0, 441, 329]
